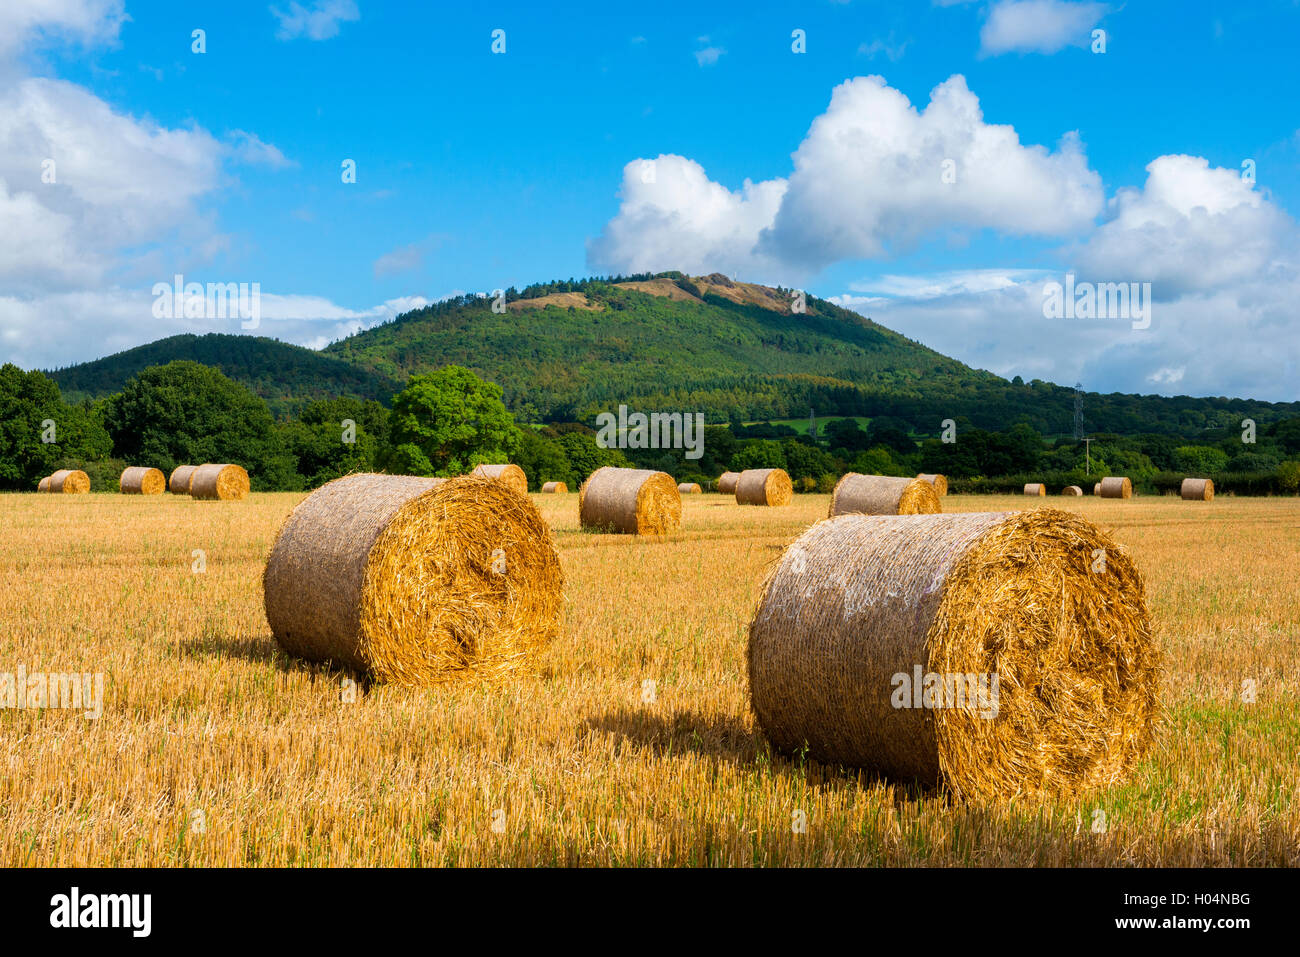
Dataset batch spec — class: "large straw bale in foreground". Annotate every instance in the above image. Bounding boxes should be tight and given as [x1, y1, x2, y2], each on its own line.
[264, 474, 562, 684]
[677, 482, 702, 494]
[472, 463, 528, 498]
[190, 464, 250, 500]
[169, 465, 198, 494]
[735, 468, 793, 506]
[579, 467, 681, 535]
[1100, 476, 1133, 499]
[716, 472, 740, 495]
[917, 473, 948, 497]
[1061, 485, 1083, 496]
[49, 469, 90, 494]
[830, 474, 940, 517]
[1180, 478, 1214, 501]
[120, 466, 165, 495]
[541, 481, 568, 494]
[748, 508, 1159, 800]
[1023, 483, 1047, 496]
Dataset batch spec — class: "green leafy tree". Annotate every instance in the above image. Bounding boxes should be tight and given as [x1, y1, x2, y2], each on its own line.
[1277, 460, 1300, 494]
[283, 397, 388, 488]
[730, 439, 786, 471]
[382, 366, 520, 476]
[556, 430, 628, 485]
[515, 428, 573, 490]
[1173, 445, 1229, 474]
[0, 364, 111, 490]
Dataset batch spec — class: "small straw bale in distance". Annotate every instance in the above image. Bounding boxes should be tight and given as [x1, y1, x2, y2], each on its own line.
[579, 466, 681, 535]
[748, 507, 1159, 800]
[917, 473, 948, 497]
[1100, 476, 1133, 499]
[1061, 485, 1083, 496]
[735, 468, 793, 507]
[471, 463, 528, 498]
[830, 473, 941, 517]
[1023, 483, 1047, 496]
[119, 466, 165, 495]
[190, 463, 250, 501]
[1180, 477, 1214, 501]
[540, 481, 568, 494]
[37, 476, 50, 493]
[168, 465, 198, 494]
[48, 469, 90, 494]
[677, 482, 702, 494]
[716, 471, 740, 495]
[264, 474, 563, 685]
[1094, 482, 1102, 496]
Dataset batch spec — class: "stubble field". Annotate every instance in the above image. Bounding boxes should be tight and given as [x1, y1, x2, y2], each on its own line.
[2, 491, 1297, 866]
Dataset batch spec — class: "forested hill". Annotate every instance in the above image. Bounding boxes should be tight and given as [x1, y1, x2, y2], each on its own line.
[48, 333, 402, 417]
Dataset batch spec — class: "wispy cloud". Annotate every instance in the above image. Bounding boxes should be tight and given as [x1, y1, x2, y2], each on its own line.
[270, 0, 359, 42]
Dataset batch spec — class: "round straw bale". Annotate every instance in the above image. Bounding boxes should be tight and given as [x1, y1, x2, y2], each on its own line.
[579, 466, 681, 535]
[917, 473, 948, 497]
[1023, 483, 1047, 496]
[1061, 485, 1083, 496]
[49, 469, 90, 494]
[830, 474, 941, 517]
[472, 463, 528, 497]
[717, 471, 740, 495]
[1093, 482, 1102, 495]
[748, 508, 1159, 800]
[190, 464, 250, 501]
[1180, 478, 1214, 501]
[1099, 476, 1132, 499]
[541, 481, 568, 494]
[677, 482, 702, 494]
[735, 468, 793, 506]
[169, 465, 199, 494]
[264, 474, 562, 684]
[37, 476, 50, 493]
[120, 466, 165, 495]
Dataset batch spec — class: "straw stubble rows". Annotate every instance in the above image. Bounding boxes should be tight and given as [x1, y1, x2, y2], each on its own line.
[1, 492, 1296, 865]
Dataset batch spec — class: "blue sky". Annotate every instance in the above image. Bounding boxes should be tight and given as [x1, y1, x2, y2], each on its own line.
[2, 0, 1298, 400]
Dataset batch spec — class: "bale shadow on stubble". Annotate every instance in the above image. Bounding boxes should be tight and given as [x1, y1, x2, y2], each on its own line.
[177, 632, 372, 690]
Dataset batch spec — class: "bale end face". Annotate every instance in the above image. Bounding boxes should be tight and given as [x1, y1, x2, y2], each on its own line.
[735, 468, 793, 506]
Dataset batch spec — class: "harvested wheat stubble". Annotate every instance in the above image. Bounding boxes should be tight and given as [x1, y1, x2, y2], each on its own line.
[1094, 482, 1102, 496]
[119, 466, 165, 495]
[37, 476, 50, 492]
[168, 465, 198, 494]
[677, 482, 702, 494]
[717, 471, 740, 495]
[917, 473, 948, 497]
[736, 468, 793, 506]
[1062, 485, 1083, 496]
[1180, 478, 1214, 501]
[1100, 476, 1133, 499]
[830, 473, 940, 517]
[748, 508, 1159, 800]
[579, 466, 681, 535]
[472, 463, 528, 498]
[541, 481, 568, 494]
[264, 474, 563, 685]
[48, 469, 90, 494]
[1023, 483, 1047, 496]
[189, 464, 250, 501]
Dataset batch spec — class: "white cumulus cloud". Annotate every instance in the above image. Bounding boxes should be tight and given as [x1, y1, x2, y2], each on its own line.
[979, 0, 1108, 56]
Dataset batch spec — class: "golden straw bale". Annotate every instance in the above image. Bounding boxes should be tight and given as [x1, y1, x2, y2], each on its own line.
[190, 464, 250, 501]
[1061, 485, 1083, 496]
[49, 469, 90, 494]
[120, 466, 165, 495]
[748, 508, 1159, 800]
[917, 473, 948, 496]
[830, 474, 941, 517]
[37, 476, 50, 493]
[471, 463, 528, 497]
[716, 472, 740, 495]
[1093, 482, 1102, 495]
[1100, 476, 1133, 499]
[1180, 478, 1214, 501]
[735, 468, 793, 506]
[579, 467, 681, 535]
[169, 465, 199, 494]
[264, 474, 562, 685]
[1023, 483, 1047, 496]
[677, 482, 702, 494]
[541, 481, 568, 494]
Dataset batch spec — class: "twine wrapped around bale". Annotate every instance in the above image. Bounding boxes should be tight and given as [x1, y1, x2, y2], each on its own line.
[1094, 482, 1102, 496]
[37, 476, 50, 493]
[1062, 485, 1083, 496]
[748, 508, 1159, 800]
[579, 467, 681, 535]
[169, 465, 198, 494]
[264, 474, 563, 684]
[1180, 477, 1214, 501]
[49, 469, 90, 494]
[1023, 483, 1047, 496]
[1100, 476, 1133, 499]
[717, 472, 740, 495]
[917, 473, 948, 497]
[120, 466, 165, 495]
[190, 464, 250, 501]
[677, 483, 702, 494]
[830, 474, 941, 517]
[735, 468, 793, 506]
[472, 463, 528, 498]
[541, 481, 568, 494]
